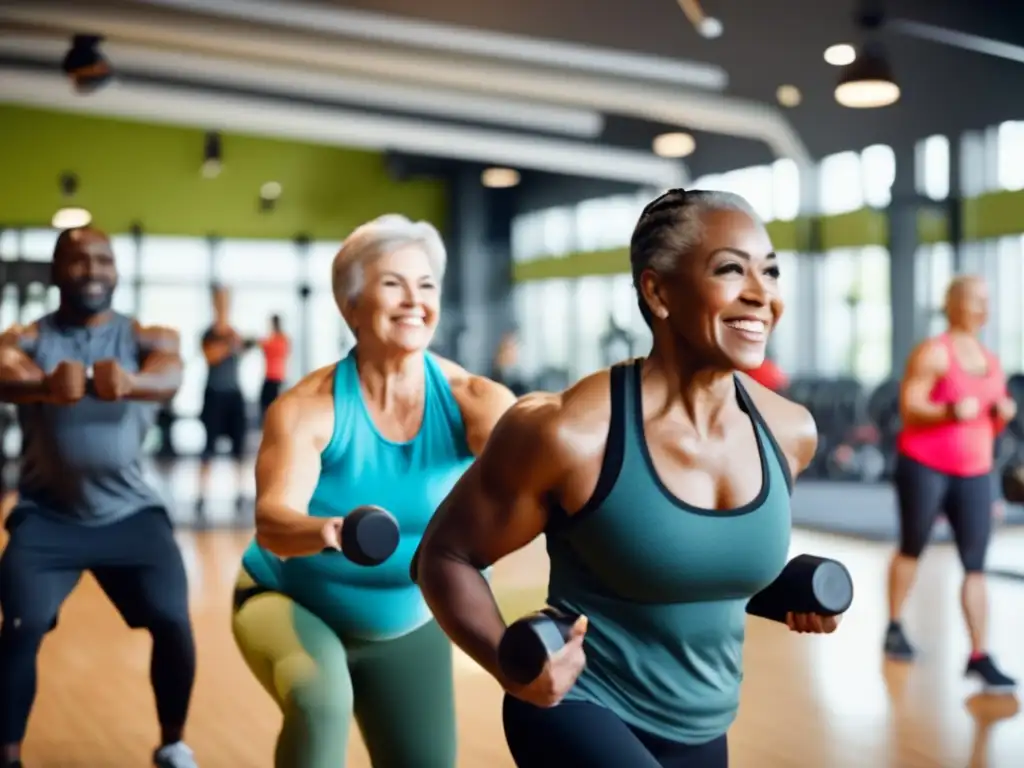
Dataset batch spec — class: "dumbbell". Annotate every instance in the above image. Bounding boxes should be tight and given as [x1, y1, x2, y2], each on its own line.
[745, 554, 854, 622]
[497, 607, 580, 686]
[335, 505, 400, 566]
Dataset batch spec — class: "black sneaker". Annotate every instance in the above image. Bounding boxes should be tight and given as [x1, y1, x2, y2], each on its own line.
[965, 655, 1017, 694]
[883, 621, 916, 661]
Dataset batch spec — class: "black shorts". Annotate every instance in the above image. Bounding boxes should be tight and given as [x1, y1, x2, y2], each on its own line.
[0, 506, 191, 633]
[503, 695, 728, 768]
[894, 454, 994, 572]
[200, 388, 247, 461]
[259, 379, 282, 419]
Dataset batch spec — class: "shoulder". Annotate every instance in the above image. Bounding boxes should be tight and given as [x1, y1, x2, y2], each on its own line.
[131, 319, 180, 352]
[0, 321, 38, 348]
[739, 372, 818, 475]
[431, 354, 517, 415]
[483, 367, 613, 471]
[907, 336, 949, 374]
[263, 366, 336, 439]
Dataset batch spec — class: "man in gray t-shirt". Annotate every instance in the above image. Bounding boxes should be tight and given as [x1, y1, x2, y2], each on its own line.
[0, 227, 198, 768]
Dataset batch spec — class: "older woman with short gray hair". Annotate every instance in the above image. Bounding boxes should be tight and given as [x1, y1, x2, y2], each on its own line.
[230, 214, 516, 768]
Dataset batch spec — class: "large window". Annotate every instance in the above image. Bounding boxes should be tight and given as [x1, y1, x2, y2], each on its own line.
[861, 144, 896, 209]
[140, 236, 210, 282]
[996, 121, 1024, 192]
[215, 239, 302, 285]
[771, 159, 801, 221]
[995, 237, 1024, 371]
[914, 243, 955, 338]
[816, 248, 892, 383]
[819, 152, 865, 215]
[916, 135, 950, 201]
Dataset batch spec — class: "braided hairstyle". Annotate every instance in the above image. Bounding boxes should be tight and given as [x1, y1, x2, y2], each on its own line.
[629, 188, 760, 328]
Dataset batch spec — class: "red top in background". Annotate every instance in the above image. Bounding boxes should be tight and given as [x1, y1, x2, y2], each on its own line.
[262, 333, 290, 383]
[747, 359, 789, 392]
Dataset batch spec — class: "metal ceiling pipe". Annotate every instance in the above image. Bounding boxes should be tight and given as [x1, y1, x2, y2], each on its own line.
[0, 68, 687, 187]
[0, 1, 812, 165]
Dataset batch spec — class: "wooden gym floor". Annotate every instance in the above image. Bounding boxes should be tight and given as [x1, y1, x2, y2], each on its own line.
[7, 504, 1024, 767]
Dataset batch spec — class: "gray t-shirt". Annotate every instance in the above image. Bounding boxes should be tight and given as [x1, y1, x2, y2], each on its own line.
[16, 312, 164, 526]
[202, 326, 242, 392]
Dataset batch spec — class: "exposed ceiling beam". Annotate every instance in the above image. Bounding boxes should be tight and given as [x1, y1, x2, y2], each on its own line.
[0, 2, 811, 165]
[888, 18, 1024, 65]
[0, 33, 605, 138]
[0, 69, 687, 188]
[126, 0, 729, 90]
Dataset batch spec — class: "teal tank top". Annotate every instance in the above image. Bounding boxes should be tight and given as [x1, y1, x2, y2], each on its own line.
[241, 350, 475, 641]
[547, 360, 792, 745]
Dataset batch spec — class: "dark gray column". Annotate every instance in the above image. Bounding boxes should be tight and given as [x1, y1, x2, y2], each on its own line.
[442, 167, 515, 374]
[888, 143, 920, 377]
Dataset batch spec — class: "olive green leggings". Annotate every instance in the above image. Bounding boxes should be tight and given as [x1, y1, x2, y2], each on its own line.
[231, 574, 456, 768]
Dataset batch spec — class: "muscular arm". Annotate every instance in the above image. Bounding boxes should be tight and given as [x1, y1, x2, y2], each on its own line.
[254, 393, 333, 557]
[416, 396, 566, 684]
[899, 341, 951, 428]
[0, 325, 48, 404]
[129, 323, 183, 401]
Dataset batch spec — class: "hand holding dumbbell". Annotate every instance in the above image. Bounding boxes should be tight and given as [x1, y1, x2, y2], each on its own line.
[745, 554, 853, 634]
[497, 607, 588, 707]
[321, 505, 401, 566]
[92, 359, 134, 401]
[44, 361, 86, 405]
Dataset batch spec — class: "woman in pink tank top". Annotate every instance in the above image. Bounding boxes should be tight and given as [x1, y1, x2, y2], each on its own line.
[884, 275, 1017, 694]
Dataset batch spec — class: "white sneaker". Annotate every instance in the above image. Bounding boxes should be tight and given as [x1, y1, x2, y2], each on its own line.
[153, 741, 198, 768]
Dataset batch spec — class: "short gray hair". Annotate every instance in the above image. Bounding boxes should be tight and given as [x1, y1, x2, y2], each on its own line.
[629, 189, 763, 326]
[332, 214, 447, 313]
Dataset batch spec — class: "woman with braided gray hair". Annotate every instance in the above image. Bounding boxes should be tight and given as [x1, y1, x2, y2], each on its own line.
[416, 190, 844, 767]
[230, 214, 516, 767]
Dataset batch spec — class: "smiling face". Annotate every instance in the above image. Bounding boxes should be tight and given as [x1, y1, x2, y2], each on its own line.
[640, 207, 783, 370]
[52, 227, 117, 316]
[342, 244, 441, 353]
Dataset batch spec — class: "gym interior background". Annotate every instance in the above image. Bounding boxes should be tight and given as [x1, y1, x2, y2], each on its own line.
[2, 0, 1024, 765]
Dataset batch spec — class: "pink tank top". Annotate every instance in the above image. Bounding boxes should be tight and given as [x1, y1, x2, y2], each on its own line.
[897, 334, 1006, 477]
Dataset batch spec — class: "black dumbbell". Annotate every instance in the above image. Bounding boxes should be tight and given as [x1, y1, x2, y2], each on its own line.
[337, 505, 400, 566]
[497, 607, 580, 686]
[746, 554, 854, 623]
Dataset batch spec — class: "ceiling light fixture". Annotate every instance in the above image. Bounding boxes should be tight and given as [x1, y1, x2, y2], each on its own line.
[652, 132, 696, 159]
[61, 34, 113, 94]
[835, 41, 900, 108]
[481, 167, 520, 188]
[824, 44, 857, 66]
[776, 85, 802, 107]
[51, 172, 92, 229]
[201, 131, 223, 178]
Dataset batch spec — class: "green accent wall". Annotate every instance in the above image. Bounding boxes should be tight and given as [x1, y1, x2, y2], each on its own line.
[513, 189, 1024, 283]
[0, 105, 448, 240]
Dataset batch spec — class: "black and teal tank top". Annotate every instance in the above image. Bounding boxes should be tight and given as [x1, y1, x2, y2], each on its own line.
[547, 359, 792, 745]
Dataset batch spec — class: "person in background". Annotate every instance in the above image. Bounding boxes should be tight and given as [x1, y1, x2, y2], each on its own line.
[490, 330, 528, 397]
[886, 274, 1016, 693]
[197, 286, 254, 520]
[746, 352, 789, 392]
[259, 314, 290, 422]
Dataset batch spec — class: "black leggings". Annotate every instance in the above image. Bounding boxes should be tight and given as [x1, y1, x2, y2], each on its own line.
[0, 507, 196, 744]
[503, 695, 728, 768]
[894, 454, 993, 572]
